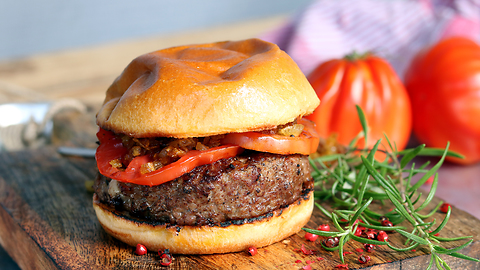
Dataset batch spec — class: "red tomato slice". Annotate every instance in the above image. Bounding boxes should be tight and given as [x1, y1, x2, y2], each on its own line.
[95, 129, 243, 186]
[221, 118, 319, 155]
[96, 119, 319, 186]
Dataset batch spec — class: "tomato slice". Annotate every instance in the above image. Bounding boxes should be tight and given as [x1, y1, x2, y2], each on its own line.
[221, 118, 319, 155]
[95, 129, 243, 186]
[95, 118, 319, 186]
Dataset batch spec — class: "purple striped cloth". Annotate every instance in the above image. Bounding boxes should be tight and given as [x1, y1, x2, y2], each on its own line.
[261, 0, 480, 78]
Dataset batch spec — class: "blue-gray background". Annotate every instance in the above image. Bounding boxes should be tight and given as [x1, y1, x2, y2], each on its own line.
[0, 0, 311, 61]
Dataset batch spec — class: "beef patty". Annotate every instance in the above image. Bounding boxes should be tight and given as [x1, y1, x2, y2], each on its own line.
[94, 151, 313, 226]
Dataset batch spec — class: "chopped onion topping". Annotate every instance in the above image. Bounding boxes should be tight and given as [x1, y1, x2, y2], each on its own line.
[277, 124, 304, 137]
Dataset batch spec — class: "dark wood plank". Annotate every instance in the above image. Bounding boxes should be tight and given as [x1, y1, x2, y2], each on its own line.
[0, 147, 479, 269]
[0, 194, 58, 270]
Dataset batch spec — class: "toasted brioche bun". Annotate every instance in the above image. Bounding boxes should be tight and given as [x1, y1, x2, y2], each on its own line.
[93, 190, 314, 254]
[96, 38, 319, 138]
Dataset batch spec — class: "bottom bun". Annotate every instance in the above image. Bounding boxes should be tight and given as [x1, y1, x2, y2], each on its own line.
[93, 190, 314, 254]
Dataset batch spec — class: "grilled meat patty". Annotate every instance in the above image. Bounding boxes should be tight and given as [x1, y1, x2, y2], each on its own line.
[94, 151, 313, 226]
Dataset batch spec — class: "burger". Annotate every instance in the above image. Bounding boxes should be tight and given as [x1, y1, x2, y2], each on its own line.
[92, 38, 320, 254]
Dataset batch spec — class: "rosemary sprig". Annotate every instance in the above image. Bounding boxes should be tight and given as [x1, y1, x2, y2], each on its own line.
[304, 105, 479, 268]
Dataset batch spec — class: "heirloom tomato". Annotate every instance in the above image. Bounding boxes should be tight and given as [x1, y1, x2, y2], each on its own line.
[405, 37, 480, 165]
[306, 53, 412, 159]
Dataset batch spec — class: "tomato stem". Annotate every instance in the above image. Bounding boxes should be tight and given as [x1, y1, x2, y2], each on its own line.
[344, 51, 370, 61]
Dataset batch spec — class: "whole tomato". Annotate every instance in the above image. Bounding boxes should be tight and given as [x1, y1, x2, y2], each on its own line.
[405, 37, 480, 165]
[306, 53, 412, 158]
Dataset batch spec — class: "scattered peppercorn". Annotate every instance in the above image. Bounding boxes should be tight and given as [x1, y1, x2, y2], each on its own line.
[135, 244, 147, 256]
[379, 216, 389, 222]
[305, 232, 319, 242]
[358, 254, 371, 264]
[381, 220, 393, 228]
[364, 243, 375, 252]
[377, 231, 389, 242]
[247, 246, 258, 256]
[322, 237, 339, 248]
[318, 224, 330, 231]
[365, 229, 377, 239]
[440, 203, 451, 213]
[300, 244, 315, 255]
[335, 263, 349, 269]
[425, 176, 434, 185]
[159, 249, 173, 266]
[354, 227, 363, 237]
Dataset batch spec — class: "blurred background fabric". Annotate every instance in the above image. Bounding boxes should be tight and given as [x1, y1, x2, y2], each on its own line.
[261, 0, 480, 78]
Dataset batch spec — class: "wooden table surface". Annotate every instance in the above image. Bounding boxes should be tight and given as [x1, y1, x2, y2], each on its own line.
[0, 15, 479, 269]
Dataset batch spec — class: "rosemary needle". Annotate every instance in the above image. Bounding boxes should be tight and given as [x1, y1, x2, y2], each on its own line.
[304, 105, 480, 268]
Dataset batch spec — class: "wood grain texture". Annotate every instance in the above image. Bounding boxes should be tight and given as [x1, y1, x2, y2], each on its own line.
[0, 147, 479, 269]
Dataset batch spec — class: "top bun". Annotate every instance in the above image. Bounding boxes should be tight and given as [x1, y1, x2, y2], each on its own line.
[97, 38, 320, 138]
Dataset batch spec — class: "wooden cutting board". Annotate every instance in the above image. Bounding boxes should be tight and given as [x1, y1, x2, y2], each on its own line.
[0, 147, 479, 270]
